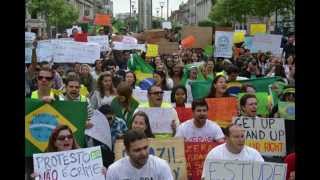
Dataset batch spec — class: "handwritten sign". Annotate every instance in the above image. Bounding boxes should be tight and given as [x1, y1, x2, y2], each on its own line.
[162, 21, 172, 29]
[114, 138, 187, 180]
[181, 26, 213, 48]
[33, 146, 105, 180]
[85, 110, 112, 150]
[250, 23, 267, 36]
[138, 108, 174, 133]
[132, 89, 171, 103]
[214, 31, 234, 58]
[252, 34, 282, 54]
[112, 41, 146, 51]
[233, 117, 286, 156]
[94, 14, 111, 26]
[146, 44, 159, 57]
[87, 35, 109, 52]
[206, 97, 238, 128]
[278, 101, 295, 120]
[185, 141, 219, 180]
[25, 32, 36, 63]
[203, 159, 287, 180]
[36, 40, 100, 63]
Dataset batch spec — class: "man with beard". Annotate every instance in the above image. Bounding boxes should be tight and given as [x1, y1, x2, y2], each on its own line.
[175, 99, 225, 143]
[106, 129, 173, 180]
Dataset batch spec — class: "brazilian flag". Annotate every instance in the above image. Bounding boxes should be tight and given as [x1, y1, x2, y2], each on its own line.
[128, 53, 154, 84]
[238, 76, 282, 92]
[189, 80, 212, 100]
[25, 99, 87, 156]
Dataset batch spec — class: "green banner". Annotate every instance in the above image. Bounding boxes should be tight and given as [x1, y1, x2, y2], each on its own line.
[278, 101, 295, 120]
[25, 99, 87, 156]
[238, 76, 282, 92]
[238, 92, 269, 117]
[190, 80, 212, 100]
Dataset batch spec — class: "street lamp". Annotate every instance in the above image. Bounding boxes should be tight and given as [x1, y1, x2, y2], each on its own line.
[160, 1, 165, 19]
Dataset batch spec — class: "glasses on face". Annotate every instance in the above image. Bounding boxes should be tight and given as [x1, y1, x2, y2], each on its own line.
[37, 75, 53, 81]
[56, 135, 73, 141]
[149, 91, 164, 96]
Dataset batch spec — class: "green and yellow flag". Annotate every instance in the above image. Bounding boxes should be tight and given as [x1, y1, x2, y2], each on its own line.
[128, 53, 154, 83]
[238, 76, 282, 92]
[25, 99, 87, 156]
[278, 101, 295, 120]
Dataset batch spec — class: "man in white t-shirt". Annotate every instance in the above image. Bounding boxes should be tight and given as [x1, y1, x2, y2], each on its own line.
[201, 124, 264, 179]
[175, 99, 225, 143]
[106, 129, 174, 180]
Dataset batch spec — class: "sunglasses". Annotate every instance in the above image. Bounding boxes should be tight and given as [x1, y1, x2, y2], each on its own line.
[149, 91, 164, 95]
[56, 135, 73, 141]
[37, 76, 53, 81]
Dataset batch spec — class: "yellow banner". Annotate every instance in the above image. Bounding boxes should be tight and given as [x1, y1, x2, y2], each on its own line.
[233, 31, 245, 43]
[250, 24, 267, 36]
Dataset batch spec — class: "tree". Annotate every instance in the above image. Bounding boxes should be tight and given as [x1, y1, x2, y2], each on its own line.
[27, 0, 79, 37]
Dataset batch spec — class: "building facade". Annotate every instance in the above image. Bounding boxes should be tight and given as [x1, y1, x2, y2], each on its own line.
[138, 0, 152, 31]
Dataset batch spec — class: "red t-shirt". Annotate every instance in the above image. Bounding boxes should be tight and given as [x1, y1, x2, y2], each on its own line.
[284, 152, 295, 180]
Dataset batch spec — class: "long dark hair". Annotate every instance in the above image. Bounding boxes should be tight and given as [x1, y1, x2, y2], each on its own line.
[207, 75, 229, 98]
[125, 71, 137, 89]
[131, 111, 155, 138]
[171, 85, 187, 103]
[46, 125, 79, 152]
[97, 72, 116, 97]
[153, 70, 169, 90]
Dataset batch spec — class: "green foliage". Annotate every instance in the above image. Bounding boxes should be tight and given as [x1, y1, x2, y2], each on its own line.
[198, 20, 215, 27]
[28, 0, 79, 32]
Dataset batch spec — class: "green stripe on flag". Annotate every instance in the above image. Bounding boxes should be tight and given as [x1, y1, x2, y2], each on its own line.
[238, 76, 282, 92]
[25, 99, 87, 156]
[190, 80, 212, 100]
[128, 53, 154, 83]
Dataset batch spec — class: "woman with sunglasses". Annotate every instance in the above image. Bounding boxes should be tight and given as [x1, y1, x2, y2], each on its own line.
[30, 125, 106, 179]
[30, 68, 57, 103]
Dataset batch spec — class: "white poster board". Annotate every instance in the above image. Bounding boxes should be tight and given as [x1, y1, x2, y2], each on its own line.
[251, 34, 282, 54]
[85, 110, 112, 150]
[88, 35, 109, 52]
[162, 21, 172, 29]
[33, 146, 105, 180]
[214, 31, 234, 58]
[138, 108, 173, 133]
[203, 159, 287, 180]
[232, 117, 286, 156]
[25, 32, 36, 63]
[36, 40, 100, 63]
[112, 42, 146, 51]
[132, 89, 171, 103]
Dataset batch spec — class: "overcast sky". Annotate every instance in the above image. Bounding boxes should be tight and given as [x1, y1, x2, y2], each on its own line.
[112, 0, 187, 18]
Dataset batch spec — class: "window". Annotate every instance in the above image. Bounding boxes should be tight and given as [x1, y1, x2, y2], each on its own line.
[84, 9, 90, 16]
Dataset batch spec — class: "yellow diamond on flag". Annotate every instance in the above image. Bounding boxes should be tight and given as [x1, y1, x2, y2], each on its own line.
[25, 104, 77, 152]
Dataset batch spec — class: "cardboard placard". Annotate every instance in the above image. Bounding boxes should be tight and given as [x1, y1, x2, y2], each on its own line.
[114, 138, 187, 180]
[181, 26, 213, 48]
[233, 117, 286, 156]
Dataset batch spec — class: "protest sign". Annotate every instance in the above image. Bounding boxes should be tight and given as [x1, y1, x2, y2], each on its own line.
[233, 117, 286, 156]
[36, 40, 100, 63]
[181, 26, 213, 48]
[87, 35, 109, 52]
[138, 107, 174, 133]
[146, 44, 159, 57]
[33, 146, 105, 180]
[233, 31, 245, 43]
[142, 29, 167, 43]
[175, 107, 193, 123]
[278, 101, 295, 120]
[237, 92, 269, 117]
[25, 99, 87, 156]
[214, 31, 234, 58]
[115, 138, 187, 180]
[157, 39, 179, 54]
[203, 159, 287, 180]
[94, 13, 111, 26]
[206, 97, 238, 128]
[252, 34, 282, 54]
[112, 41, 146, 51]
[85, 110, 112, 150]
[185, 141, 219, 180]
[25, 32, 36, 63]
[132, 89, 171, 103]
[162, 21, 172, 29]
[250, 23, 267, 36]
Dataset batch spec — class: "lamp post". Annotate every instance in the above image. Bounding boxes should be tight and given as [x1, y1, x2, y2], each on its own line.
[160, 1, 165, 20]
